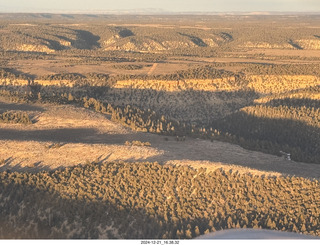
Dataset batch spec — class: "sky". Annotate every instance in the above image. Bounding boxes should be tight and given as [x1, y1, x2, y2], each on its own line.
[0, 0, 320, 13]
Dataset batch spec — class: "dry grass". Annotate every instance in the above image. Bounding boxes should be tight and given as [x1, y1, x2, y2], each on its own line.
[0, 140, 161, 171]
[0, 103, 130, 134]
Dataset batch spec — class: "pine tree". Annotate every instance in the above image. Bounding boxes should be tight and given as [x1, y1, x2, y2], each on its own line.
[68, 93, 74, 101]
[185, 229, 192, 239]
[194, 226, 200, 237]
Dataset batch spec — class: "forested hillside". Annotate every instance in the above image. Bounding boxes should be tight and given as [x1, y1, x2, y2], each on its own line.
[1, 161, 319, 238]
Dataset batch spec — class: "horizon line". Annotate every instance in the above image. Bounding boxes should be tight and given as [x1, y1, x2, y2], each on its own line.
[0, 10, 320, 15]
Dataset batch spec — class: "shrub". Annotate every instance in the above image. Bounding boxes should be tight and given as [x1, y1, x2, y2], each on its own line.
[125, 140, 151, 147]
[0, 111, 32, 125]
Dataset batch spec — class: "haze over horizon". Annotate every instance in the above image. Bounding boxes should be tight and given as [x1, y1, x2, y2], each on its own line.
[0, 0, 320, 13]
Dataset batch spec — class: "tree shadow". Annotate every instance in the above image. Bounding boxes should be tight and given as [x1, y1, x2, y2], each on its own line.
[0, 101, 45, 113]
[178, 32, 208, 47]
[264, 97, 320, 109]
[0, 157, 51, 173]
[1, 67, 36, 80]
[212, 109, 320, 164]
[0, 128, 132, 144]
[288, 40, 303, 50]
[73, 30, 101, 50]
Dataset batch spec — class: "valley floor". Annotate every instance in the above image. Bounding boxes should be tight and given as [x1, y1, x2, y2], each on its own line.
[0, 98, 319, 179]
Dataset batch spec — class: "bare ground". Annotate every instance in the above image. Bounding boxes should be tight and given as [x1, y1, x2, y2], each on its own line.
[0, 99, 319, 179]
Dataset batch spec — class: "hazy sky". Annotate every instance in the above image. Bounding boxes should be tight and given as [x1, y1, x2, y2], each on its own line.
[0, 0, 320, 13]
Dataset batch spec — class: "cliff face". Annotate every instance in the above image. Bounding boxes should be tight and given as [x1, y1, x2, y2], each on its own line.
[0, 79, 76, 87]
[295, 39, 320, 50]
[239, 39, 320, 50]
[0, 78, 29, 86]
[102, 30, 230, 53]
[2, 75, 319, 94]
[247, 75, 320, 94]
[16, 44, 55, 53]
[113, 77, 238, 92]
[240, 41, 293, 49]
[11, 38, 320, 54]
[114, 75, 320, 94]
[104, 38, 197, 52]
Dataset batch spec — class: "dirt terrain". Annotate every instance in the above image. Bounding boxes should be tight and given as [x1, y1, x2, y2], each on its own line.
[1, 98, 319, 179]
